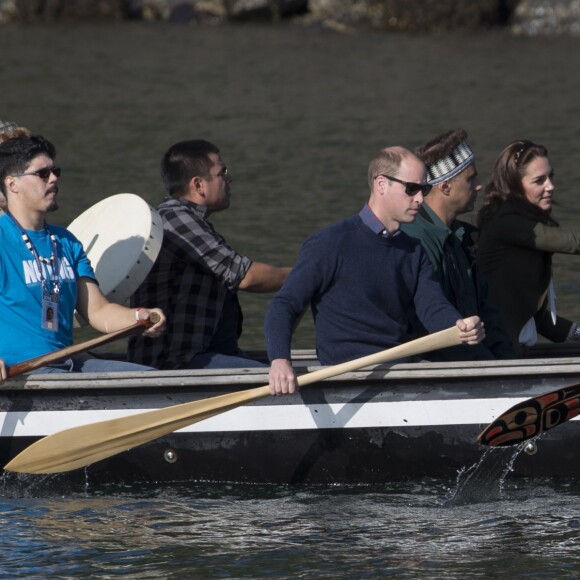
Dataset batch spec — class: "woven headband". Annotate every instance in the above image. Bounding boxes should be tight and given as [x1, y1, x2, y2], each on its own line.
[0, 120, 18, 135]
[426, 140, 475, 185]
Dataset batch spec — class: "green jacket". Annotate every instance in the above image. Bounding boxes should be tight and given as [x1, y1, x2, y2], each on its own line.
[402, 204, 517, 361]
[478, 199, 580, 353]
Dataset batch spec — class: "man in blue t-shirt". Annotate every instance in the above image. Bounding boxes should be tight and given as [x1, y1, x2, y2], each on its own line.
[0, 135, 166, 380]
[265, 146, 486, 395]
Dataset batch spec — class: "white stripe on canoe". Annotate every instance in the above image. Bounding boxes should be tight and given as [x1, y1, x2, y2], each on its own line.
[0, 396, 568, 437]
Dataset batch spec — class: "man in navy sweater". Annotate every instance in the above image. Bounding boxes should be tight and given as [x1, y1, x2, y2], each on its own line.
[265, 146, 485, 395]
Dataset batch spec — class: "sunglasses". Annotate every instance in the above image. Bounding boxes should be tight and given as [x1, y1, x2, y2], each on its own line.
[12, 166, 62, 180]
[210, 167, 229, 180]
[378, 174, 432, 196]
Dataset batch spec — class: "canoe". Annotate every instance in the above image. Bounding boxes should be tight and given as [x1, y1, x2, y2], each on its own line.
[2, 348, 580, 485]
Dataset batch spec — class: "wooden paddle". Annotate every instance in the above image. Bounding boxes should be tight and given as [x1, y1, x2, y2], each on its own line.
[4, 326, 462, 475]
[477, 381, 580, 447]
[6, 313, 160, 379]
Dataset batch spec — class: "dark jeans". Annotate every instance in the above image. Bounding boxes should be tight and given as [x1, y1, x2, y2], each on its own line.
[187, 351, 267, 370]
[29, 357, 155, 374]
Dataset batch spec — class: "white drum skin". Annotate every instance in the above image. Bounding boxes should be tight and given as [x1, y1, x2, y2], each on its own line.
[67, 193, 163, 326]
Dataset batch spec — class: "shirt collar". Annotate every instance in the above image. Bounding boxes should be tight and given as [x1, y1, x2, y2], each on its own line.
[359, 203, 400, 238]
[420, 203, 466, 243]
[162, 196, 210, 219]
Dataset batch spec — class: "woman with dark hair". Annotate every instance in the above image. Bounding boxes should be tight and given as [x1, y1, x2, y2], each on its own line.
[477, 140, 580, 353]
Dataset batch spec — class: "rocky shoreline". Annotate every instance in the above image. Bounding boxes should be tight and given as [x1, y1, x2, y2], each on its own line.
[1, 0, 580, 35]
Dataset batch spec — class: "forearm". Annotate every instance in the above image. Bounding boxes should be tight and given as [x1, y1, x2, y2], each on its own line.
[264, 235, 325, 358]
[238, 262, 291, 293]
[77, 278, 165, 337]
[265, 296, 297, 361]
[535, 309, 574, 342]
[415, 260, 462, 332]
[498, 216, 580, 255]
[86, 302, 141, 334]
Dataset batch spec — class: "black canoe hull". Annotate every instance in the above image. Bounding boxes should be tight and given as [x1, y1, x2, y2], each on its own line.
[2, 356, 580, 485]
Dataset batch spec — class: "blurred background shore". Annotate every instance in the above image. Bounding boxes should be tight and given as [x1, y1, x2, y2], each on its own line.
[2, 0, 580, 36]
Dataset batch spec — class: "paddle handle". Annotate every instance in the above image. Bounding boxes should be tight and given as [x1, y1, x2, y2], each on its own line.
[296, 326, 462, 387]
[6, 312, 161, 379]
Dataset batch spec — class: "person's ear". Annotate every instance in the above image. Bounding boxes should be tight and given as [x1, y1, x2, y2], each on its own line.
[4, 176, 17, 194]
[190, 176, 206, 199]
[376, 175, 388, 195]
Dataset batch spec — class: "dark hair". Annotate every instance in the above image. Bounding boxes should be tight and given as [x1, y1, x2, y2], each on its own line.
[0, 135, 56, 195]
[161, 139, 220, 197]
[415, 128, 468, 167]
[476, 139, 556, 229]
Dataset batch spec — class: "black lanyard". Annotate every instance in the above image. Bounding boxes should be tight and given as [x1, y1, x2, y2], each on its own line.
[7, 211, 60, 293]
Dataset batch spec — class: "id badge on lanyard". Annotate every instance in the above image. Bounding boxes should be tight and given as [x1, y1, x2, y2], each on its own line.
[42, 289, 59, 332]
[7, 211, 61, 334]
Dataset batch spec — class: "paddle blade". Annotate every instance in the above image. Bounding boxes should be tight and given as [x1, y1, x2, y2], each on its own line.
[4, 385, 270, 474]
[477, 382, 580, 446]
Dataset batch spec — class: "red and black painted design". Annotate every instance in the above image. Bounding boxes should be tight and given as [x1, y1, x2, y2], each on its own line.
[477, 382, 580, 446]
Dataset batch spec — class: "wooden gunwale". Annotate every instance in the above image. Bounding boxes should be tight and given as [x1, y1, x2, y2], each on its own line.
[3, 356, 580, 391]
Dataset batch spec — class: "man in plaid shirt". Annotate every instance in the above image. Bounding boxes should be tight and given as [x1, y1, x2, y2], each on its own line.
[128, 139, 290, 369]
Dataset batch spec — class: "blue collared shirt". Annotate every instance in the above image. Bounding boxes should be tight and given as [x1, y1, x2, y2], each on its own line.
[358, 203, 401, 238]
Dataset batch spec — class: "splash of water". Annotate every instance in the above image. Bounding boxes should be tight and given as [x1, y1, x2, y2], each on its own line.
[0, 467, 95, 499]
[443, 439, 536, 506]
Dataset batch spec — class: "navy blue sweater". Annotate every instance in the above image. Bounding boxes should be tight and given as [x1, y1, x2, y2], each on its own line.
[265, 215, 462, 365]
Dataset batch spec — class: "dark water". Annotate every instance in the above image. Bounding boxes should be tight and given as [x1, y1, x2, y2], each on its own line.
[3, 22, 580, 577]
[2, 476, 580, 578]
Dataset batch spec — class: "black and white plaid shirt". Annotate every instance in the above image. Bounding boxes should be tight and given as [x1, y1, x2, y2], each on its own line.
[128, 197, 251, 369]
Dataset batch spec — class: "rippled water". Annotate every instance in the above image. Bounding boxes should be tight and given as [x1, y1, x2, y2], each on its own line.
[2, 476, 580, 578]
[3, 21, 580, 577]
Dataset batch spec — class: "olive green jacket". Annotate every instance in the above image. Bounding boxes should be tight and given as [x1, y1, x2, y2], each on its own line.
[402, 204, 517, 361]
[478, 199, 580, 353]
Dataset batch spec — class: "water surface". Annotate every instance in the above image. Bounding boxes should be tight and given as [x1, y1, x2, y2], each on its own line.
[2, 477, 580, 578]
[2, 22, 580, 577]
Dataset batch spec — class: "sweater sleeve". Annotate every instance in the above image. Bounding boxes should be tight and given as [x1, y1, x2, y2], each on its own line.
[265, 232, 336, 361]
[412, 248, 463, 333]
[495, 212, 580, 255]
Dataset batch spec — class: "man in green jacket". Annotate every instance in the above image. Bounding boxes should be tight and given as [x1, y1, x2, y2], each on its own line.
[402, 129, 517, 360]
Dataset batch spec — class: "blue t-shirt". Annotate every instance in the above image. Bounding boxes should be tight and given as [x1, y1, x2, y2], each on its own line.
[0, 216, 96, 366]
